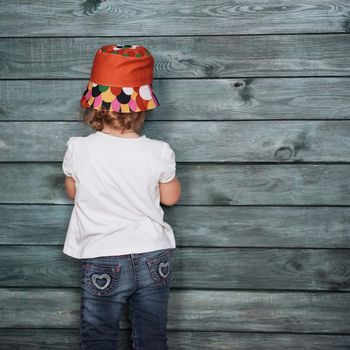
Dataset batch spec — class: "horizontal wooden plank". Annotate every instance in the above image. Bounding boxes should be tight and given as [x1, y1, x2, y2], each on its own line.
[1, 204, 349, 248]
[0, 246, 349, 291]
[1, 163, 350, 205]
[3, 121, 350, 162]
[2, 78, 350, 121]
[1, 329, 350, 350]
[1, 35, 349, 79]
[1, 288, 349, 333]
[1, 1, 349, 36]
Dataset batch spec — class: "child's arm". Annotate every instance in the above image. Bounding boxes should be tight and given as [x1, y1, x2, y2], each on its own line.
[64, 176, 76, 200]
[159, 176, 181, 206]
[62, 137, 79, 200]
[158, 142, 180, 206]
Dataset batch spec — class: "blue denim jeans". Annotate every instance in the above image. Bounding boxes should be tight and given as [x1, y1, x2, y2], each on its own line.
[80, 248, 174, 350]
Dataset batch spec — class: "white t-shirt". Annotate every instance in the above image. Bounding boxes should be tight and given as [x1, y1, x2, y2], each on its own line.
[61, 130, 177, 259]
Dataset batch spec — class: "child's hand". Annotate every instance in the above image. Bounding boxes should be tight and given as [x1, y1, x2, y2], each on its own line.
[64, 176, 76, 200]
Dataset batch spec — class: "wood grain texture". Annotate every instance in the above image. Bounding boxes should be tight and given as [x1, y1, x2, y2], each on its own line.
[1, 288, 350, 333]
[1, 204, 349, 248]
[3, 121, 350, 162]
[2, 1, 350, 346]
[1, 1, 349, 36]
[1, 163, 350, 205]
[2, 78, 350, 121]
[1, 329, 350, 350]
[1, 35, 350, 79]
[0, 246, 348, 291]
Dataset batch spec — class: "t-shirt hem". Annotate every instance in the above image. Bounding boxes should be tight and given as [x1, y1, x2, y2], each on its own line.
[63, 242, 176, 259]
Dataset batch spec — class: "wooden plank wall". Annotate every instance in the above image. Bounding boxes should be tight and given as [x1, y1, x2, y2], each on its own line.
[1, 1, 350, 349]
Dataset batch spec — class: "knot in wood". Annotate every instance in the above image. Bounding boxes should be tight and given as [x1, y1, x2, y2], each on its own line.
[233, 80, 245, 90]
[274, 146, 294, 161]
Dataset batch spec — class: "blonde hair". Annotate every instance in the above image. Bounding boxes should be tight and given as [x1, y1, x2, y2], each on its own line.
[82, 106, 147, 134]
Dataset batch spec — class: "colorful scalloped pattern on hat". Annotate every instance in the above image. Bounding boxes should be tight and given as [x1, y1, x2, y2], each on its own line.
[80, 81, 160, 113]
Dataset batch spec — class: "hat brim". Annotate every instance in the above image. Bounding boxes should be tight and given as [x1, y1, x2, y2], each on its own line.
[80, 81, 160, 113]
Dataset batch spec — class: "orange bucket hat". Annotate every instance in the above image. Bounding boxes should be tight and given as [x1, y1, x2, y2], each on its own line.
[80, 44, 160, 113]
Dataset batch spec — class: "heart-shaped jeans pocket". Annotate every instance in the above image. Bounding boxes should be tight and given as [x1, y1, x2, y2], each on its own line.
[158, 261, 170, 278]
[91, 273, 111, 290]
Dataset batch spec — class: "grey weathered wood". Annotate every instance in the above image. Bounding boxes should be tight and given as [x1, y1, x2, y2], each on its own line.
[1, 329, 350, 350]
[0, 246, 349, 291]
[4, 121, 350, 162]
[1, 35, 350, 79]
[1, 204, 349, 248]
[1, 1, 349, 36]
[1, 1, 350, 346]
[1, 163, 350, 205]
[0, 329, 133, 350]
[1, 288, 350, 333]
[2, 78, 350, 121]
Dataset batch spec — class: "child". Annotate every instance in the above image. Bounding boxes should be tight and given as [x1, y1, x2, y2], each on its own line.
[61, 44, 181, 350]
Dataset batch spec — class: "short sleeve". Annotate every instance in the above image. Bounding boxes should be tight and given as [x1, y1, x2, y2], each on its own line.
[159, 142, 176, 183]
[62, 137, 78, 178]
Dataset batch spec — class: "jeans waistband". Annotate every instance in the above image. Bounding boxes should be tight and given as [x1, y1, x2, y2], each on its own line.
[81, 248, 173, 261]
